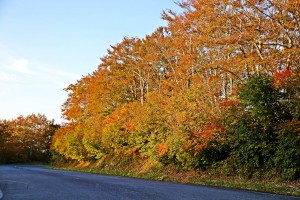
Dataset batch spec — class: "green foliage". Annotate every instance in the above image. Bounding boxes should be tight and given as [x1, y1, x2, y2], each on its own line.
[274, 120, 300, 180]
[239, 75, 280, 125]
[222, 75, 300, 179]
[277, 74, 300, 120]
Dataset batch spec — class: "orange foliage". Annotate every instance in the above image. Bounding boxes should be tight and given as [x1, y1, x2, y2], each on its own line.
[51, 0, 300, 169]
[156, 143, 168, 157]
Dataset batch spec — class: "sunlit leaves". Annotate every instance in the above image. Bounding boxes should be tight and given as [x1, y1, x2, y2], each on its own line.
[51, 0, 300, 179]
[0, 114, 58, 163]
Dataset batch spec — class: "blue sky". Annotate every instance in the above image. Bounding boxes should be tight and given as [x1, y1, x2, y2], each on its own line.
[0, 1, 181, 123]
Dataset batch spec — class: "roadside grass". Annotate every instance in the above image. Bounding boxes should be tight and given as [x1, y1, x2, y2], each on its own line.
[186, 176, 300, 196]
[49, 162, 300, 197]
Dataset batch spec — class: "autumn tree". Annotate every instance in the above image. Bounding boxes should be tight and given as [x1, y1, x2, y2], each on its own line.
[0, 114, 59, 163]
[51, 0, 299, 180]
[0, 120, 10, 163]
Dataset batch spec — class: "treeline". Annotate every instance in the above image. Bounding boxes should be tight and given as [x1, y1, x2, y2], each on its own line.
[0, 114, 59, 163]
[51, 0, 300, 180]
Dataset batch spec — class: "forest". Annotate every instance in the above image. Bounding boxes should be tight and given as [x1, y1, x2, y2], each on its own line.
[0, 114, 59, 163]
[1, 0, 299, 181]
[50, 0, 299, 180]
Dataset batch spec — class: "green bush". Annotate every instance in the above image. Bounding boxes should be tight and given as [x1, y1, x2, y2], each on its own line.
[274, 120, 300, 180]
[221, 75, 300, 180]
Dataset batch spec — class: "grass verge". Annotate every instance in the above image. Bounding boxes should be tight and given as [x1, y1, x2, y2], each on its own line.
[49, 162, 300, 197]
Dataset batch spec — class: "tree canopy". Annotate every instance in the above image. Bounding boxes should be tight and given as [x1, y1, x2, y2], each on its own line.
[51, 0, 300, 180]
[0, 114, 59, 163]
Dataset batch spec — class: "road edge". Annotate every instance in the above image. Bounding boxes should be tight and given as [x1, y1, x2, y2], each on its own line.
[0, 188, 3, 199]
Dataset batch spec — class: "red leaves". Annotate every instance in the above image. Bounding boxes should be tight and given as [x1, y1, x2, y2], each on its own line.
[191, 117, 223, 154]
[196, 118, 221, 141]
[220, 100, 239, 110]
[273, 70, 293, 87]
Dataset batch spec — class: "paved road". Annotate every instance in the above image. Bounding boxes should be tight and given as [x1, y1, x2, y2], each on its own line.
[0, 165, 299, 200]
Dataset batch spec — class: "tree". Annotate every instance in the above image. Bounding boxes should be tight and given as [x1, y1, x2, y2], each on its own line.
[0, 114, 59, 163]
[51, 0, 300, 179]
[223, 74, 300, 179]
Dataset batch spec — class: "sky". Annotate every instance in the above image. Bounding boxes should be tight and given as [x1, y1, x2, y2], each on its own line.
[0, 0, 181, 123]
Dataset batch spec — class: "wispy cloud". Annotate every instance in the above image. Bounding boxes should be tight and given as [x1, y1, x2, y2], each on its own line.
[38, 67, 80, 79]
[0, 72, 16, 81]
[10, 58, 35, 74]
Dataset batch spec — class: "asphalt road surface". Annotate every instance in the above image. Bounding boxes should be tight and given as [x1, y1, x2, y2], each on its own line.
[0, 165, 299, 200]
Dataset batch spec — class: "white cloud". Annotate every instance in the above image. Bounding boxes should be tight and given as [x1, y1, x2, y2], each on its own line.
[0, 72, 16, 81]
[38, 67, 80, 79]
[10, 58, 35, 74]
